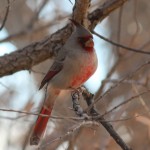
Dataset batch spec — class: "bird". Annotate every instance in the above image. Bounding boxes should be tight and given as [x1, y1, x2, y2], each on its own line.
[30, 19, 98, 145]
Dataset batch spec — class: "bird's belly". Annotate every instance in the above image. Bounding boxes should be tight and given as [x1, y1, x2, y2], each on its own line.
[70, 65, 96, 88]
[69, 52, 97, 88]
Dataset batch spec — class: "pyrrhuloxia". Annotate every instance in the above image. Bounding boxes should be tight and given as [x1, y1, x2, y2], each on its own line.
[30, 19, 98, 145]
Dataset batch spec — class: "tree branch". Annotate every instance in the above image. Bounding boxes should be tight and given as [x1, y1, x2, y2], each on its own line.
[88, 0, 128, 30]
[72, 0, 91, 27]
[82, 88, 132, 150]
[93, 31, 150, 55]
[0, 0, 10, 30]
[0, 0, 128, 78]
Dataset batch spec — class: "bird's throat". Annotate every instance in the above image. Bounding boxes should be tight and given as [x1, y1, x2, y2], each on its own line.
[78, 35, 94, 52]
[84, 47, 94, 52]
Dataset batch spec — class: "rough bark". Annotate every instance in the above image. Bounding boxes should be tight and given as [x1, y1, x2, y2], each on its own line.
[0, 0, 127, 78]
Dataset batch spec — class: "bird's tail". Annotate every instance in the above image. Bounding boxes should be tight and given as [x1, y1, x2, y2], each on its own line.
[30, 106, 52, 145]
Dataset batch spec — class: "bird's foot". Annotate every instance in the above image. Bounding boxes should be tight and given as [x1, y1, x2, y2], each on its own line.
[30, 135, 40, 145]
[71, 89, 89, 119]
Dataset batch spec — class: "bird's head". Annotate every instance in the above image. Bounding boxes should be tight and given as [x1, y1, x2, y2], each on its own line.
[70, 19, 94, 52]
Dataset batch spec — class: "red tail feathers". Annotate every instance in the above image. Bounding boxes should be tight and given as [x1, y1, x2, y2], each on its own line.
[30, 106, 52, 145]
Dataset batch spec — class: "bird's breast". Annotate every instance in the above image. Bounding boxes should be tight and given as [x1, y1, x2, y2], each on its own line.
[70, 51, 98, 88]
[50, 50, 97, 89]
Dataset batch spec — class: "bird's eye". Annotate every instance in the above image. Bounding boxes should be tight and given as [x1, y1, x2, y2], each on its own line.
[78, 37, 94, 49]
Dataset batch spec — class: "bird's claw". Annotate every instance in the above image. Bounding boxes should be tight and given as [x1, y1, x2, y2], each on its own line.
[30, 135, 40, 145]
[71, 89, 90, 119]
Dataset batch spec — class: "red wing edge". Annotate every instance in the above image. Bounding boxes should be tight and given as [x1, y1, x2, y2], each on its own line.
[39, 66, 63, 90]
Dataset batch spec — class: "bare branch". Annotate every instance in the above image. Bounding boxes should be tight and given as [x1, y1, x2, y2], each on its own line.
[102, 89, 150, 117]
[0, 0, 10, 30]
[0, 107, 82, 121]
[128, 0, 140, 47]
[93, 31, 150, 55]
[0, 24, 72, 77]
[0, 0, 128, 78]
[72, 0, 91, 27]
[68, 0, 73, 5]
[102, 79, 146, 86]
[87, 60, 150, 112]
[95, 59, 120, 99]
[39, 121, 100, 149]
[88, 0, 128, 30]
[82, 88, 132, 150]
[117, 6, 123, 52]
[0, 16, 68, 44]
[27, 0, 49, 29]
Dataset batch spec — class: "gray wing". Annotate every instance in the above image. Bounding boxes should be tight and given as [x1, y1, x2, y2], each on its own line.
[39, 48, 67, 89]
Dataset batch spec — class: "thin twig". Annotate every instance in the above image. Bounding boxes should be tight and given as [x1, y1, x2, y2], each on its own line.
[117, 6, 123, 52]
[67, 128, 82, 150]
[39, 121, 100, 149]
[95, 59, 120, 99]
[83, 88, 132, 150]
[87, 60, 150, 112]
[0, 107, 82, 121]
[27, 0, 49, 28]
[68, 0, 73, 5]
[129, 0, 139, 47]
[1, 109, 150, 125]
[140, 39, 150, 50]
[99, 113, 150, 123]
[103, 79, 145, 86]
[88, 0, 128, 30]
[0, 15, 68, 44]
[0, 0, 10, 30]
[102, 89, 150, 117]
[93, 31, 150, 55]
[132, 85, 150, 114]
[30, 69, 46, 75]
